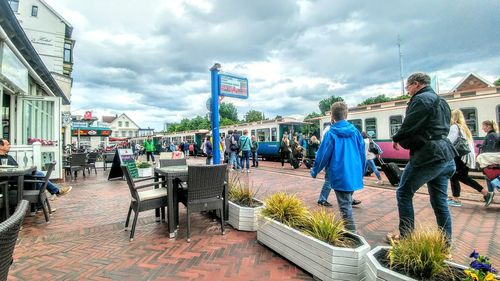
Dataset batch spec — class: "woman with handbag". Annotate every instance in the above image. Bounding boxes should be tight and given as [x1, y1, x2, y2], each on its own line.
[446, 109, 494, 207]
[279, 134, 291, 168]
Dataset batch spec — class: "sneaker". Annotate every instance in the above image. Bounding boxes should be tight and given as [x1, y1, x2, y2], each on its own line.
[352, 199, 362, 206]
[247, 169, 250, 173]
[375, 180, 383, 185]
[49, 194, 57, 201]
[317, 200, 333, 207]
[241, 170, 244, 173]
[484, 192, 494, 207]
[447, 199, 462, 207]
[57, 186, 72, 196]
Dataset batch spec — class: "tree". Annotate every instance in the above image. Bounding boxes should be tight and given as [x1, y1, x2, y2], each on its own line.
[494, 78, 500, 86]
[274, 115, 283, 120]
[219, 102, 239, 122]
[358, 94, 392, 106]
[302, 112, 321, 137]
[319, 96, 344, 115]
[244, 110, 265, 123]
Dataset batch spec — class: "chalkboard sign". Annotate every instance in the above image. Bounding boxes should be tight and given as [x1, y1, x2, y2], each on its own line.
[107, 149, 139, 180]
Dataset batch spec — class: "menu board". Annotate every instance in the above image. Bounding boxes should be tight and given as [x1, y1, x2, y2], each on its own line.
[107, 149, 138, 180]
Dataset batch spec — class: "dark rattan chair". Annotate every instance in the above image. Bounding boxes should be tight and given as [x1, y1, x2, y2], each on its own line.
[178, 164, 226, 242]
[103, 153, 115, 171]
[85, 152, 98, 175]
[0, 182, 9, 222]
[0, 200, 28, 281]
[159, 158, 187, 168]
[121, 165, 168, 241]
[22, 162, 56, 222]
[64, 153, 86, 181]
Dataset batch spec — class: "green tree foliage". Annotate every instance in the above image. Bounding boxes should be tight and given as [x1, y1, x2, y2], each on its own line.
[219, 102, 239, 122]
[274, 115, 283, 120]
[319, 96, 344, 115]
[302, 112, 321, 137]
[166, 116, 210, 133]
[358, 94, 410, 106]
[244, 110, 266, 123]
[494, 77, 500, 86]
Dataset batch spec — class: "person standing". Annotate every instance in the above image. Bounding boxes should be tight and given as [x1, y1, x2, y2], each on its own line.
[251, 135, 259, 168]
[362, 132, 384, 185]
[143, 136, 155, 164]
[230, 130, 241, 170]
[239, 130, 252, 173]
[478, 120, 499, 194]
[224, 130, 233, 164]
[389, 72, 456, 243]
[278, 134, 290, 168]
[183, 141, 190, 159]
[204, 137, 213, 165]
[310, 102, 365, 232]
[192, 141, 198, 158]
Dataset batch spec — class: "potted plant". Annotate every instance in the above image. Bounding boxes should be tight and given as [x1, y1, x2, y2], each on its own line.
[365, 227, 499, 281]
[136, 161, 152, 177]
[257, 192, 370, 281]
[227, 173, 264, 231]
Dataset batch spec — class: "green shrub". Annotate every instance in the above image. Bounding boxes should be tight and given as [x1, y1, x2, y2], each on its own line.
[136, 161, 152, 168]
[388, 227, 450, 279]
[227, 173, 261, 207]
[261, 192, 308, 228]
[304, 208, 355, 247]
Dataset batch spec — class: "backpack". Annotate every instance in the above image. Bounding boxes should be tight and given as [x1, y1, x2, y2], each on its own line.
[230, 136, 239, 151]
[369, 141, 382, 155]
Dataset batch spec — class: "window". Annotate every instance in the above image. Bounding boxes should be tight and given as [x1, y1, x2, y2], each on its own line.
[365, 118, 377, 139]
[22, 99, 54, 143]
[128, 131, 133, 137]
[8, 0, 19, 12]
[257, 128, 271, 142]
[63, 43, 72, 63]
[389, 115, 403, 136]
[31, 6, 38, 17]
[271, 127, 277, 141]
[348, 119, 362, 132]
[496, 105, 500, 126]
[121, 131, 126, 137]
[251, 130, 255, 138]
[118, 121, 122, 127]
[125, 121, 129, 127]
[460, 108, 478, 136]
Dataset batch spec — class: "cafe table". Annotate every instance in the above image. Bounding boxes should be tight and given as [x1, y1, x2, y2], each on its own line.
[154, 165, 228, 238]
[0, 165, 37, 204]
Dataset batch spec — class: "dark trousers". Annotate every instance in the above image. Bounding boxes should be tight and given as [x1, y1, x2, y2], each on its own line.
[280, 151, 289, 167]
[450, 157, 483, 197]
[146, 151, 155, 162]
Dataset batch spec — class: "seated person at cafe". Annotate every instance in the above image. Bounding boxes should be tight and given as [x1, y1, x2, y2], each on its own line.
[0, 139, 72, 197]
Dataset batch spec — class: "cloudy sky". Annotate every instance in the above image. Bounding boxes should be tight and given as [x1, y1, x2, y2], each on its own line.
[45, 0, 500, 130]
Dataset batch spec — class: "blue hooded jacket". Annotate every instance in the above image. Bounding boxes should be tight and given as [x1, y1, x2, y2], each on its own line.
[310, 120, 366, 192]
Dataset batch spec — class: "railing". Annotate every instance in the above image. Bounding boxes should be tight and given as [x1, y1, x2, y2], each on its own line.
[9, 143, 62, 179]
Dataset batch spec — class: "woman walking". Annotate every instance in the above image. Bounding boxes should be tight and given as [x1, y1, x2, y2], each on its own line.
[447, 110, 494, 207]
[279, 134, 290, 168]
[361, 132, 383, 184]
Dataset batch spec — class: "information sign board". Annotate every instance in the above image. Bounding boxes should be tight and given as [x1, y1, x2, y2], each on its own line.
[107, 149, 138, 180]
[219, 73, 248, 99]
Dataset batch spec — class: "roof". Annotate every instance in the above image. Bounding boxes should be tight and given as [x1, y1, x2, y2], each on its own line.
[38, 0, 73, 37]
[0, 1, 70, 104]
[450, 72, 492, 92]
[102, 116, 117, 123]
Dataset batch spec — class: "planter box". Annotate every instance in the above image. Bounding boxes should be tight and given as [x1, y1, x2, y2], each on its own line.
[257, 217, 370, 281]
[137, 167, 153, 178]
[95, 161, 104, 168]
[228, 199, 264, 231]
[365, 246, 499, 281]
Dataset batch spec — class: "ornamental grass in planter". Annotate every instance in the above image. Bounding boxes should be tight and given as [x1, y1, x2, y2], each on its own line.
[258, 192, 370, 281]
[136, 161, 152, 177]
[227, 173, 264, 231]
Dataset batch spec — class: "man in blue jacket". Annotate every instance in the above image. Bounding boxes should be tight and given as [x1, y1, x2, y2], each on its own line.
[310, 102, 365, 232]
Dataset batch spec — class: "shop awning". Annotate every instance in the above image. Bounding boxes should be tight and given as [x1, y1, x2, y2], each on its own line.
[71, 127, 111, 136]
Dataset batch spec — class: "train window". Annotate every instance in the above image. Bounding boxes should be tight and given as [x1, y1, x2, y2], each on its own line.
[323, 122, 331, 129]
[257, 128, 270, 142]
[497, 105, 500, 125]
[348, 119, 362, 132]
[460, 108, 478, 136]
[251, 130, 256, 138]
[271, 127, 277, 141]
[365, 118, 377, 138]
[389, 115, 403, 136]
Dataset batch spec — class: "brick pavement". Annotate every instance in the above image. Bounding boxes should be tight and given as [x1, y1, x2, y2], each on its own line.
[8, 158, 499, 280]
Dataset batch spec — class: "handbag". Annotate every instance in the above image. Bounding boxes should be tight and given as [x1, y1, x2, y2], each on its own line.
[453, 125, 471, 157]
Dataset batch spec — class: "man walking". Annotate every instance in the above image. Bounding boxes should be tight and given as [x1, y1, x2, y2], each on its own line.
[143, 136, 155, 164]
[310, 102, 365, 232]
[389, 72, 456, 243]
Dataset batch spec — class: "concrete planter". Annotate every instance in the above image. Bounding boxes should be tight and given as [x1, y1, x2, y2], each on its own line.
[228, 199, 264, 231]
[365, 246, 490, 281]
[95, 161, 104, 168]
[137, 167, 153, 178]
[257, 217, 371, 281]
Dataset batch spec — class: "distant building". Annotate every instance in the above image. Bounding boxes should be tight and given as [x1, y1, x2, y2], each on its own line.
[102, 114, 140, 138]
[9, 0, 75, 146]
[138, 128, 154, 137]
[450, 72, 493, 92]
[71, 113, 112, 149]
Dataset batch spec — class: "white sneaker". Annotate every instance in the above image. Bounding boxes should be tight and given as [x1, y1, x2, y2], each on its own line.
[247, 169, 250, 173]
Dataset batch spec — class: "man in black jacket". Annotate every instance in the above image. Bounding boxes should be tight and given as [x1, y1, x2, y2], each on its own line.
[389, 72, 457, 244]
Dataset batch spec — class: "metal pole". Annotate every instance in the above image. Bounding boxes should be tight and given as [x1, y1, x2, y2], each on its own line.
[397, 35, 405, 95]
[210, 63, 221, 164]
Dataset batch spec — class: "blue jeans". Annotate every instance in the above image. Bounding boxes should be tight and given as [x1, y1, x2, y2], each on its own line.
[206, 154, 212, 165]
[30, 170, 59, 194]
[230, 151, 239, 169]
[334, 190, 355, 232]
[240, 150, 250, 170]
[366, 159, 381, 180]
[318, 172, 331, 202]
[396, 159, 455, 242]
[252, 151, 259, 166]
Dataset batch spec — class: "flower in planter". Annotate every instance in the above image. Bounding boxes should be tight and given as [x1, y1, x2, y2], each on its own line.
[463, 250, 498, 281]
[136, 161, 152, 168]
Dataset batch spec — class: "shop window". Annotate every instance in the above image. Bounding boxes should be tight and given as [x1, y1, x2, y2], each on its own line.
[271, 127, 277, 141]
[8, 0, 19, 12]
[365, 118, 377, 139]
[257, 128, 270, 142]
[389, 115, 403, 136]
[63, 43, 72, 63]
[460, 108, 478, 136]
[31, 6, 38, 17]
[348, 119, 362, 132]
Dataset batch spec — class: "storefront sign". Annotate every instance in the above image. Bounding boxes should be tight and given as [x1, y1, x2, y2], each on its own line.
[84, 111, 93, 120]
[219, 73, 248, 99]
[0, 43, 29, 93]
[72, 129, 111, 136]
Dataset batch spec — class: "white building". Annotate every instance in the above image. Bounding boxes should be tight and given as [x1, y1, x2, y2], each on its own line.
[102, 114, 140, 139]
[9, 0, 75, 146]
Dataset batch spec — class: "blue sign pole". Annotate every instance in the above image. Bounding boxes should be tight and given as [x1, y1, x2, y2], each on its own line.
[210, 63, 221, 164]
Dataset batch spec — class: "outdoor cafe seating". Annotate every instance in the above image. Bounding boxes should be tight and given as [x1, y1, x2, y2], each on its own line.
[0, 200, 28, 281]
[21, 162, 56, 222]
[63, 153, 87, 181]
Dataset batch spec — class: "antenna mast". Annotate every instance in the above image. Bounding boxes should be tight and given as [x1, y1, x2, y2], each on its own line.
[397, 35, 405, 95]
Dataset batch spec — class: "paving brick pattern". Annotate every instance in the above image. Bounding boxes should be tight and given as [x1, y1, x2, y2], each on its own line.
[8, 157, 499, 280]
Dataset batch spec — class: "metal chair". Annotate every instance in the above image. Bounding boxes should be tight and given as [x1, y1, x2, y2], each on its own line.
[121, 165, 168, 241]
[22, 162, 56, 222]
[0, 182, 9, 222]
[0, 200, 28, 281]
[63, 153, 86, 181]
[85, 152, 98, 175]
[178, 165, 226, 242]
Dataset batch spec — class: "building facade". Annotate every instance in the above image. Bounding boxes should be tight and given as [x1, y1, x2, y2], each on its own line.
[102, 114, 140, 139]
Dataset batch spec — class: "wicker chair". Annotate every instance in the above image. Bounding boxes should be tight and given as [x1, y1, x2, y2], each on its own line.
[0, 200, 28, 281]
[121, 165, 168, 241]
[178, 164, 226, 242]
[64, 153, 87, 181]
[85, 152, 98, 175]
[0, 182, 9, 222]
[22, 162, 56, 222]
[159, 158, 187, 168]
[103, 153, 115, 171]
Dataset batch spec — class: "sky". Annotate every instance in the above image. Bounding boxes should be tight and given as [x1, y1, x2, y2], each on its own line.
[44, 0, 500, 131]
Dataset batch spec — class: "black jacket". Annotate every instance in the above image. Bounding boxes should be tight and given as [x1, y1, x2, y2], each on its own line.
[480, 130, 499, 153]
[392, 86, 456, 167]
[0, 154, 18, 166]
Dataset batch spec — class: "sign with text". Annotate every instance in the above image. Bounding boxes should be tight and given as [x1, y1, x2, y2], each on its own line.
[107, 149, 138, 180]
[219, 73, 248, 99]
